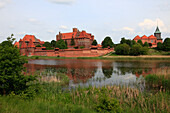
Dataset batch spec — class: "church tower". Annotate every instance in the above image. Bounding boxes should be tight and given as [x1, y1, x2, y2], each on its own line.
[154, 26, 161, 39]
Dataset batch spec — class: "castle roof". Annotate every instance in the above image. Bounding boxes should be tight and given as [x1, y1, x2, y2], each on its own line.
[148, 35, 157, 39]
[27, 39, 35, 48]
[14, 42, 19, 48]
[141, 35, 148, 39]
[20, 40, 27, 48]
[155, 26, 161, 34]
[134, 35, 141, 40]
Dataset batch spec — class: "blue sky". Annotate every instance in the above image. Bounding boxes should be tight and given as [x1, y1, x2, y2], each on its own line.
[0, 0, 170, 44]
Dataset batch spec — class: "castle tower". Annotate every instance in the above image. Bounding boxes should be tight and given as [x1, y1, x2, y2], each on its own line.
[154, 26, 161, 39]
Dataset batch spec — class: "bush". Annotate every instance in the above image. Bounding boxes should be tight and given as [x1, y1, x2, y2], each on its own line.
[95, 95, 122, 113]
[130, 44, 142, 56]
[80, 46, 85, 49]
[36, 45, 41, 47]
[157, 42, 163, 50]
[114, 43, 130, 55]
[0, 35, 36, 95]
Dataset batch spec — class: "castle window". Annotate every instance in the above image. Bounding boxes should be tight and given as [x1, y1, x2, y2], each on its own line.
[151, 40, 153, 43]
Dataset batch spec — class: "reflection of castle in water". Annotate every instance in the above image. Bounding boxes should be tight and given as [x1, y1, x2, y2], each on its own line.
[25, 60, 170, 84]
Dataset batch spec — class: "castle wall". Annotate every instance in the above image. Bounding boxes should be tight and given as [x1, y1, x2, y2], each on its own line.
[26, 48, 113, 57]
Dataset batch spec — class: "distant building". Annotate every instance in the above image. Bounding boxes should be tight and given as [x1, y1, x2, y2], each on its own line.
[56, 28, 94, 48]
[133, 26, 163, 48]
[14, 35, 44, 55]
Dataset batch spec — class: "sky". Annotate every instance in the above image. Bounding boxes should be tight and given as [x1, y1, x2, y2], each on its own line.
[0, 0, 170, 44]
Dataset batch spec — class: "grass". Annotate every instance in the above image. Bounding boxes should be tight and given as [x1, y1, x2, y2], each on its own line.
[147, 49, 170, 55]
[0, 83, 169, 113]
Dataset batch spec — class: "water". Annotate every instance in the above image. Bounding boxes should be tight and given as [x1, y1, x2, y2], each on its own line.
[25, 59, 170, 88]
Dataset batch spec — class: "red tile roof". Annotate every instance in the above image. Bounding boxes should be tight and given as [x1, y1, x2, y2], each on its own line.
[20, 40, 27, 48]
[14, 42, 19, 48]
[141, 35, 148, 39]
[148, 35, 157, 39]
[23, 35, 36, 42]
[134, 35, 141, 40]
[27, 39, 35, 48]
[60, 29, 94, 40]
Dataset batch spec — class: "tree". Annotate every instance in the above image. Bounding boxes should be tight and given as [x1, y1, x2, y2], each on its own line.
[92, 39, 98, 46]
[149, 43, 152, 48]
[102, 36, 114, 48]
[36, 45, 41, 47]
[132, 40, 136, 45]
[126, 40, 132, 47]
[0, 34, 15, 47]
[56, 39, 67, 49]
[43, 42, 52, 48]
[137, 40, 143, 46]
[163, 38, 170, 51]
[143, 42, 149, 47]
[157, 42, 163, 50]
[120, 37, 126, 44]
[114, 43, 130, 55]
[51, 40, 56, 48]
[65, 40, 67, 47]
[0, 35, 36, 95]
[130, 44, 141, 56]
[71, 36, 75, 46]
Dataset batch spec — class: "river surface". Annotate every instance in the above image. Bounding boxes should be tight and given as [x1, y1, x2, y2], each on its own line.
[25, 59, 170, 88]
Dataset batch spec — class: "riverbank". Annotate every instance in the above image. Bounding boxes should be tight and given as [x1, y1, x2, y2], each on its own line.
[25, 55, 170, 60]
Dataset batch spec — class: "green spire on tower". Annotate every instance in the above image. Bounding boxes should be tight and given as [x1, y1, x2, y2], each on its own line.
[155, 26, 161, 34]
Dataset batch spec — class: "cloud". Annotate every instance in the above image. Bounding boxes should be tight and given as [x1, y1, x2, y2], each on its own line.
[123, 27, 134, 32]
[9, 25, 14, 29]
[46, 0, 75, 5]
[112, 27, 135, 35]
[0, 0, 11, 9]
[59, 25, 68, 30]
[47, 30, 55, 33]
[138, 18, 169, 33]
[28, 18, 38, 23]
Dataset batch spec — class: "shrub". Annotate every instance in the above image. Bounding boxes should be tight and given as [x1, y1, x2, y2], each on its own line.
[36, 45, 41, 47]
[130, 44, 142, 56]
[0, 35, 36, 95]
[95, 95, 122, 113]
[156, 42, 163, 50]
[80, 46, 85, 49]
[114, 43, 130, 55]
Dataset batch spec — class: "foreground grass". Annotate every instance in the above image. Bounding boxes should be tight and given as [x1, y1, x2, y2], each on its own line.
[0, 73, 170, 113]
[0, 83, 169, 113]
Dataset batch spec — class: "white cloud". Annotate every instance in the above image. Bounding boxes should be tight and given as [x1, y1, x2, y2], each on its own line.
[59, 25, 68, 30]
[47, 30, 55, 33]
[112, 27, 135, 35]
[28, 18, 38, 23]
[123, 27, 134, 32]
[47, 0, 75, 4]
[0, 0, 11, 9]
[138, 18, 168, 32]
[9, 25, 14, 29]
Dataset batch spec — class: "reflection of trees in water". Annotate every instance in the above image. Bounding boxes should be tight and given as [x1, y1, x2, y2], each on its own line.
[114, 61, 157, 76]
[68, 68, 97, 83]
[102, 62, 113, 78]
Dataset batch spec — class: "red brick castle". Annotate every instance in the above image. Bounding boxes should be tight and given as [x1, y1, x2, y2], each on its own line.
[133, 26, 163, 48]
[56, 28, 94, 48]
